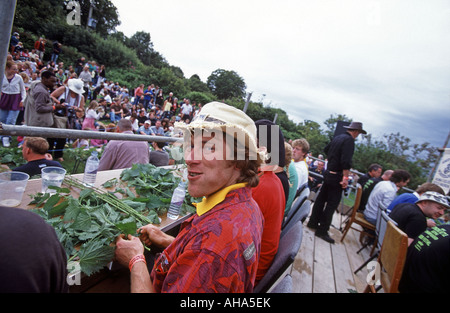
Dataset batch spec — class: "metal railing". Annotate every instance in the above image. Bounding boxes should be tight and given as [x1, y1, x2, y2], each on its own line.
[0, 123, 183, 144]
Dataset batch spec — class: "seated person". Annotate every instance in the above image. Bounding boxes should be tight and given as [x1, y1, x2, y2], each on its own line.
[0, 205, 68, 292]
[308, 160, 325, 193]
[389, 191, 449, 245]
[91, 124, 108, 147]
[291, 138, 310, 190]
[137, 109, 148, 127]
[149, 141, 169, 167]
[399, 224, 450, 293]
[114, 101, 264, 292]
[150, 119, 165, 136]
[13, 137, 63, 177]
[358, 169, 393, 212]
[363, 169, 410, 225]
[252, 119, 286, 283]
[98, 119, 150, 171]
[386, 182, 445, 214]
[138, 120, 152, 135]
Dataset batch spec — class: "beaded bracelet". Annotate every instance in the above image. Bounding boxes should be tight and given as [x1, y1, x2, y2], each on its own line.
[129, 254, 146, 272]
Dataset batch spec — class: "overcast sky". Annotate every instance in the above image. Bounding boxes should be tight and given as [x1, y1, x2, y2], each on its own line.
[111, 0, 450, 148]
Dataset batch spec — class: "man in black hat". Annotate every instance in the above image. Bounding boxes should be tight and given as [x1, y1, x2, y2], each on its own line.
[307, 121, 367, 243]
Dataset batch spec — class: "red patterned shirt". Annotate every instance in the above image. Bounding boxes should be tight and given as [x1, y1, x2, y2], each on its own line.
[151, 186, 264, 293]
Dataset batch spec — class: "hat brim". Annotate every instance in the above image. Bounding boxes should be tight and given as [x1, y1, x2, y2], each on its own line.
[416, 195, 450, 209]
[343, 126, 367, 134]
[69, 88, 84, 95]
[174, 121, 260, 157]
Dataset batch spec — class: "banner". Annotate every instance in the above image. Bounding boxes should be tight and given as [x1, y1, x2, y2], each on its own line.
[432, 148, 450, 195]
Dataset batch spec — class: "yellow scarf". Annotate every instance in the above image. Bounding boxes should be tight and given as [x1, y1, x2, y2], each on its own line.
[194, 183, 247, 216]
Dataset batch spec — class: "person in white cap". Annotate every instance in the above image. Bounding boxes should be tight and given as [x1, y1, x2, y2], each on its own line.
[115, 101, 265, 293]
[389, 191, 450, 245]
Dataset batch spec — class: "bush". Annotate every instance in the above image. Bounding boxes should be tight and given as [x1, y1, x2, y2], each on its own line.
[184, 91, 215, 105]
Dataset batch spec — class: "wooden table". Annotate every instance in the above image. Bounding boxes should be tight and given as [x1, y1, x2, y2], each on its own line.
[20, 166, 192, 293]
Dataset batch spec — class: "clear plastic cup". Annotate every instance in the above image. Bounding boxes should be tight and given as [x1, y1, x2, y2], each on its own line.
[41, 167, 66, 194]
[0, 171, 30, 207]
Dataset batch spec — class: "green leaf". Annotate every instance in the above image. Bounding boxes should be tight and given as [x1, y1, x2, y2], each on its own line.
[102, 178, 118, 188]
[79, 188, 95, 199]
[71, 211, 93, 232]
[115, 221, 137, 236]
[63, 198, 81, 222]
[43, 194, 63, 213]
[48, 199, 69, 218]
[78, 240, 115, 276]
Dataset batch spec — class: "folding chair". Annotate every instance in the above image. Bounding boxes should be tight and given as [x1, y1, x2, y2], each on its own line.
[354, 209, 397, 274]
[364, 220, 408, 293]
[253, 221, 303, 293]
[282, 184, 309, 229]
[281, 200, 311, 238]
[269, 274, 292, 293]
[340, 184, 375, 243]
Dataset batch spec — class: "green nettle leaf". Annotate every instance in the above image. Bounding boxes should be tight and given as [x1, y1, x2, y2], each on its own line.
[48, 198, 69, 218]
[102, 178, 118, 188]
[71, 211, 93, 232]
[77, 240, 115, 276]
[43, 194, 63, 213]
[79, 188, 95, 199]
[28, 164, 196, 277]
[63, 198, 82, 222]
[115, 221, 137, 236]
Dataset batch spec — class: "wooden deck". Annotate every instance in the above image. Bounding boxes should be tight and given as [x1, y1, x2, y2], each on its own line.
[289, 211, 374, 293]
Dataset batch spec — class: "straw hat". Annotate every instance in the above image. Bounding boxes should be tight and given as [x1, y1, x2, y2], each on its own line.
[68, 79, 84, 95]
[174, 101, 259, 157]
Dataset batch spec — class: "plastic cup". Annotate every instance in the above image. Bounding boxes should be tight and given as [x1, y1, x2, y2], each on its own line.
[0, 171, 30, 207]
[41, 167, 66, 194]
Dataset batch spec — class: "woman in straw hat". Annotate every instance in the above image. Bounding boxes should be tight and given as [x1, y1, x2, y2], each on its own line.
[48, 78, 85, 161]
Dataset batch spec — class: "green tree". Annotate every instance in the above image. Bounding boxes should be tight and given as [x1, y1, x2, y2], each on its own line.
[296, 120, 329, 156]
[207, 69, 246, 100]
[15, 0, 65, 38]
[76, 0, 120, 36]
[188, 74, 210, 93]
[127, 31, 154, 66]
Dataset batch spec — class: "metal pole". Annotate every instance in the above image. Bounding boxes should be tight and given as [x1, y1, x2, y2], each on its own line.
[273, 113, 278, 124]
[0, 123, 183, 143]
[243, 92, 252, 113]
[0, 0, 18, 101]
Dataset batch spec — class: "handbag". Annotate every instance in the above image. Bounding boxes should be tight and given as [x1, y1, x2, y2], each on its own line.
[53, 114, 68, 128]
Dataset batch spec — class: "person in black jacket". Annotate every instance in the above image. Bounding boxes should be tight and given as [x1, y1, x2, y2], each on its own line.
[399, 224, 450, 293]
[307, 122, 367, 244]
[0, 206, 69, 292]
[13, 137, 63, 178]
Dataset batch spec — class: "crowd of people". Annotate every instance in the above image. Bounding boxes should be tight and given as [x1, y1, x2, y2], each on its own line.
[2, 32, 204, 166]
[1, 33, 449, 294]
